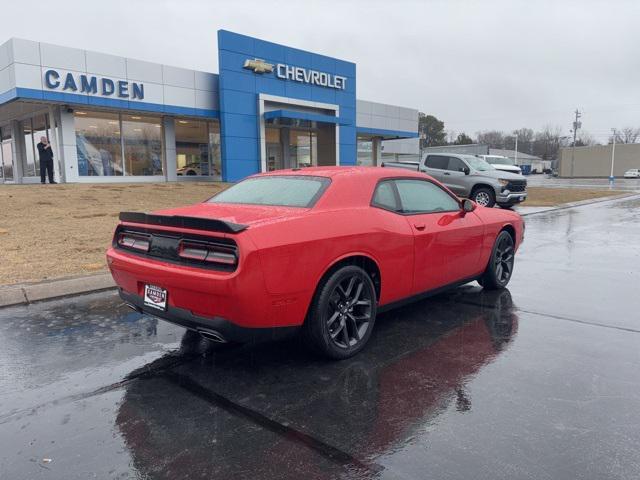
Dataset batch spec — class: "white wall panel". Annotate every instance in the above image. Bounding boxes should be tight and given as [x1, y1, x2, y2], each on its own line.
[41, 43, 86, 71]
[14, 63, 42, 90]
[163, 85, 195, 108]
[195, 89, 218, 110]
[86, 51, 127, 78]
[0, 41, 12, 71]
[356, 99, 372, 114]
[163, 65, 195, 89]
[10, 39, 40, 65]
[195, 71, 218, 92]
[0, 65, 14, 92]
[126, 58, 163, 83]
[137, 82, 164, 104]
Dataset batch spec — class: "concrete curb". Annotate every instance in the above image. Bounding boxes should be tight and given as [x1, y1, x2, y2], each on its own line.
[1, 192, 638, 309]
[0, 272, 116, 308]
[519, 192, 638, 217]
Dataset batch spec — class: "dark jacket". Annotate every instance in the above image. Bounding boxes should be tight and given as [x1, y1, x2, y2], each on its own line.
[37, 142, 54, 162]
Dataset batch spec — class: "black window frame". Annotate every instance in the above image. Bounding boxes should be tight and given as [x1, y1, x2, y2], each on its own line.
[370, 177, 462, 216]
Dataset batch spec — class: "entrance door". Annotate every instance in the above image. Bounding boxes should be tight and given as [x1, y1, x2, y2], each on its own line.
[392, 178, 484, 293]
[266, 143, 283, 171]
[0, 126, 14, 182]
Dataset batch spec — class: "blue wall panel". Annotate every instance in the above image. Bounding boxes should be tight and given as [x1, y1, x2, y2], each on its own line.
[218, 30, 357, 182]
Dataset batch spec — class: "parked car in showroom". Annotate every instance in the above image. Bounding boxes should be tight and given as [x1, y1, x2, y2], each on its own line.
[479, 155, 522, 175]
[623, 168, 640, 178]
[383, 154, 527, 208]
[106, 167, 524, 359]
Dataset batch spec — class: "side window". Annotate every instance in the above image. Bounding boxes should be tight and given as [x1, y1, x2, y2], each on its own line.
[395, 179, 460, 214]
[447, 157, 467, 172]
[424, 155, 448, 170]
[372, 180, 399, 211]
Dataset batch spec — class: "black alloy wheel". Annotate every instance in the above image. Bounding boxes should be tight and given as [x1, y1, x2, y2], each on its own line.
[303, 265, 377, 359]
[479, 231, 515, 290]
[326, 274, 373, 349]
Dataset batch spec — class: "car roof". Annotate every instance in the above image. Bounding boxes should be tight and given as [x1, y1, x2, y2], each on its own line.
[256, 166, 427, 180]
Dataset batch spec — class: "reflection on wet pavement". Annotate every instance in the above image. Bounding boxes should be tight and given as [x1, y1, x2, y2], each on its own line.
[1, 195, 639, 479]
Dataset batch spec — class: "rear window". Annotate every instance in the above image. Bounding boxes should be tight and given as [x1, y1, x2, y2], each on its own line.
[208, 175, 330, 208]
[425, 155, 449, 169]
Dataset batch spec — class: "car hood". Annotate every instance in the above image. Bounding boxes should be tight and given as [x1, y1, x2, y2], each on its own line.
[475, 169, 525, 181]
[152, 203, 308, 228]
[492, 165, 521, 173]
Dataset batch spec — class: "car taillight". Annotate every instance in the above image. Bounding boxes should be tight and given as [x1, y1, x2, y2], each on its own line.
[178, 241, 237, 266]
[117, 232, 151, 252]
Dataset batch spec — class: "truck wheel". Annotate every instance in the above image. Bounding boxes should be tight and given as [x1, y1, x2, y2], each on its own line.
[472, 187, 496, 207]
[303, 265, 377, 360]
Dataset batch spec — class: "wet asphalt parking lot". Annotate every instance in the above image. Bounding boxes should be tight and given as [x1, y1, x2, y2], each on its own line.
[1, 195, 640, 480]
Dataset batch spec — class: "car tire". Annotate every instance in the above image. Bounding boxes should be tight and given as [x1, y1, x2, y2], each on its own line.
[479, 231, 515, 290]
[472, 187, 496, 208]
[186, 170, 197, 176]
[303, 265, 377, 360]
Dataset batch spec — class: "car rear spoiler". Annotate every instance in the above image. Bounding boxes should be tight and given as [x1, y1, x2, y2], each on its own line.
[119, 212, 248, 234]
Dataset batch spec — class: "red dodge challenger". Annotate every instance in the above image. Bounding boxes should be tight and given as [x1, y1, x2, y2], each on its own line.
[106, 167, 524, 359]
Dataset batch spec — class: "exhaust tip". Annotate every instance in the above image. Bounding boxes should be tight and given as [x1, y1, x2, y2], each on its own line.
[197, 329, 227, 343]
[125, 302, 143, 313]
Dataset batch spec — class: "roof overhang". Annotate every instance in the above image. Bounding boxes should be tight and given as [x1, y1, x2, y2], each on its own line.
[263, 109, 347, 125]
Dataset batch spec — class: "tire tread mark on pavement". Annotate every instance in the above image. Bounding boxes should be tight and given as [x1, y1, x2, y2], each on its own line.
[161, 370, 382, 476]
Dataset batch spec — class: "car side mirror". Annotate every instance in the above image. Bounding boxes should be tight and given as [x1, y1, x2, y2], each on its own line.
[462, 167, 470, 175]
[462, 198, 475, 213]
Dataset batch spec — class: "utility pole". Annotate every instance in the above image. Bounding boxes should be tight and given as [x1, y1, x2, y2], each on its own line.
[570, 109, 582, 177]
[610, 128, 617, 186]
[514, 133, 518, 165]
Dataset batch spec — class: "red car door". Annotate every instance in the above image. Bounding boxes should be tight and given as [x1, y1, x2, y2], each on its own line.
[393, 178, 485, 294]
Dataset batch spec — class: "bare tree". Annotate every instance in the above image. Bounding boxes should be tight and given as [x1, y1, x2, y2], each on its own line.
[476, 130, 505, 149]
[575, 131, 597, 147]
[513, 128, 534, 153]
[533, 125, 563, 159]
[617, 127, 640, 144]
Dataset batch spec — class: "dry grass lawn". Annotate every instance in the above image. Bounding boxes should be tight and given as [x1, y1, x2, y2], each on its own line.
[524, 187, 626, 206]
[0, 183, 627, 286]
[0, 183, 226, 285]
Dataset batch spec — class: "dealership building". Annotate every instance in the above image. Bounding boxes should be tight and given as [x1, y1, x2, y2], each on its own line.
[0, 30, 418, 184]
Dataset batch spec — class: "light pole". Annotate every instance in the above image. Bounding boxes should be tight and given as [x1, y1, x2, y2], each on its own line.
[609, 128, 616, 186]
[514, 133, 518, 165]
[570, 109, 582, 177]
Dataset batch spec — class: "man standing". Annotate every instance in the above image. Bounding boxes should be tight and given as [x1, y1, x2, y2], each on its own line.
[37, 136, 56, 184]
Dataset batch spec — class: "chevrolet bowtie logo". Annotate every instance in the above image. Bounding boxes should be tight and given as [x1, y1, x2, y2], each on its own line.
[243, 58, 274, 74]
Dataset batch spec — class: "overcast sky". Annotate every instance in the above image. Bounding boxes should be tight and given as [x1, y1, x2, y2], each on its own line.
[3, 0, 639, 142]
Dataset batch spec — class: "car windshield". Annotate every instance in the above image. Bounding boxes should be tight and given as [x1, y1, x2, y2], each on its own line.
[208, 175, 330, 208]
[466, 157, 495, 171]
[485, 156, 515, 166]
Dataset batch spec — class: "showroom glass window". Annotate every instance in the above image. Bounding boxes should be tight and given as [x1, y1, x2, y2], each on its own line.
[1, 125, 14, 181]
[357, 136, 373, 166]
[122, 115, 163, 176]
[75, 111, 123, 176]
[175, 119, 221, 179]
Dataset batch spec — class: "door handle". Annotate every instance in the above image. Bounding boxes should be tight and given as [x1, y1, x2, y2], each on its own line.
[414, 223, 426, 231]
[443, 172, 451, 175]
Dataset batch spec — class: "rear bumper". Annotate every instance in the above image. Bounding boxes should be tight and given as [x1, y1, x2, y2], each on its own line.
[119, 289, 297, 343]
